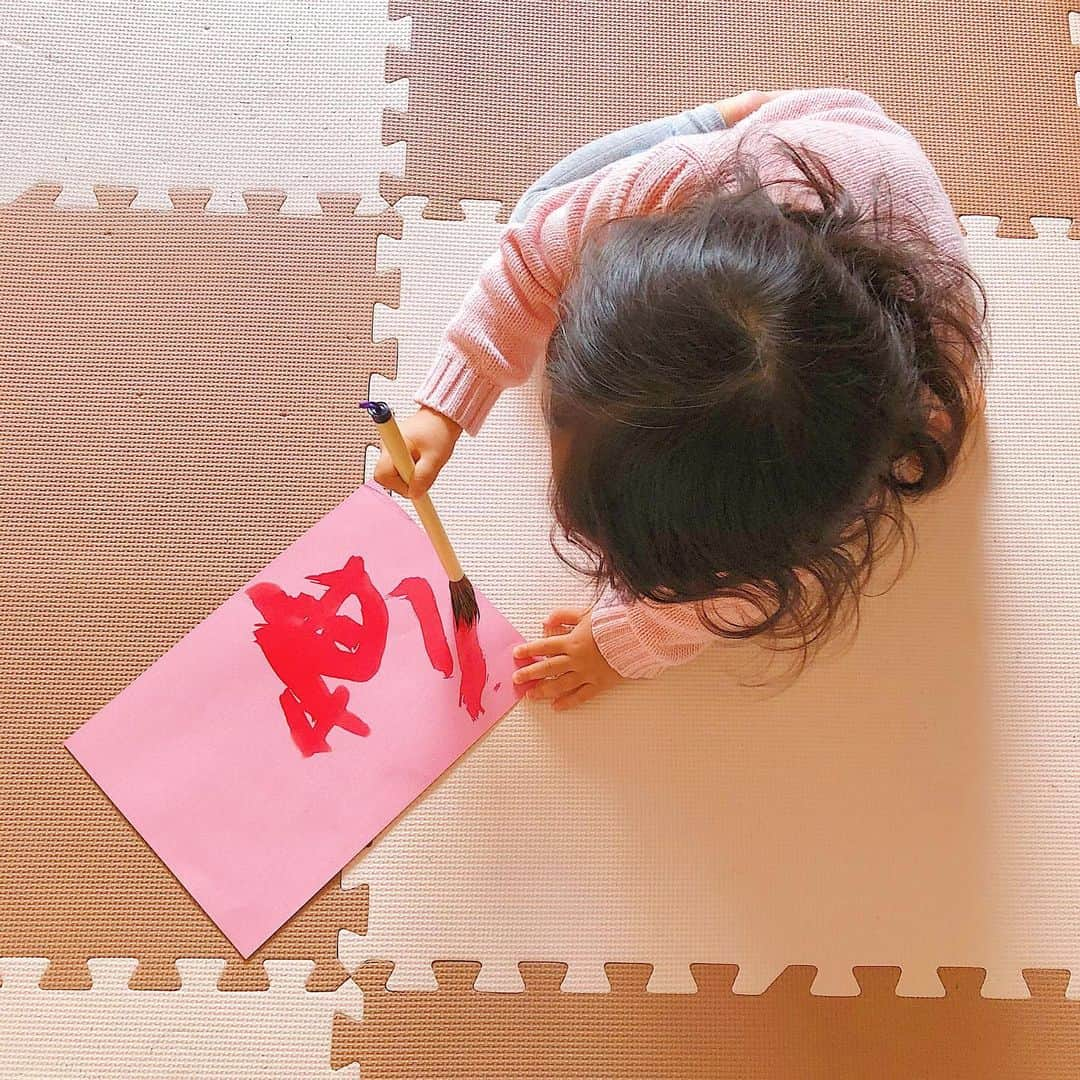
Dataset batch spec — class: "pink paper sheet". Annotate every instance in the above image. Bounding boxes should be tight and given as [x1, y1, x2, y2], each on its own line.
[67, 483, 525, 957]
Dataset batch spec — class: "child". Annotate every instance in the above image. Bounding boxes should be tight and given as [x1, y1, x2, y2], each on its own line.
[374, 88, 987, 710]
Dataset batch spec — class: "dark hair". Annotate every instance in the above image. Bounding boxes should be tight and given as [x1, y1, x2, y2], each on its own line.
[544, 136, 987, 661]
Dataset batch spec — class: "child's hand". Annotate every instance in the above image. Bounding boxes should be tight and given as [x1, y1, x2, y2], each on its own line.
[512, 608, 624, 710]
[373, 406, 462, 498]
[716, 88, 794, 125]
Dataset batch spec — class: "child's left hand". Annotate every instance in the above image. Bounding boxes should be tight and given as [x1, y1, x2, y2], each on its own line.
[512, 608, 624, 710]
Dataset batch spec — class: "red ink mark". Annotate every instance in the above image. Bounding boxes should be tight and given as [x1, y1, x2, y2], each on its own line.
[247, 556, 387, 757]
[493, 682, 501, 692]
[453, 619, 488, 721]
[249, 562, 490, 754]
[389, 577, 453, 678]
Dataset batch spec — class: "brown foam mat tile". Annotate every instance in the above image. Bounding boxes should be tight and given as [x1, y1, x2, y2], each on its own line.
[333, 961, 1080, 1079]
[0, 186, 396, 987]
[383, 0, 1080, 234]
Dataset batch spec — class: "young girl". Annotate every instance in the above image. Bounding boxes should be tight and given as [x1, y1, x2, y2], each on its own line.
[374, 87, 987, 710]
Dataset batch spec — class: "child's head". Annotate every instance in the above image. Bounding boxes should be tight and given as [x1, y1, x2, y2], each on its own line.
[544, 139, 987, 653]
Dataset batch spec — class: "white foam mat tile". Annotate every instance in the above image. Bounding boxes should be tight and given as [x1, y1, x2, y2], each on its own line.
[968, 219, 1080, 981]
[344, 201, 1080, 996]
[0, 0, 408, 212]
[0, 958, 361, 1078]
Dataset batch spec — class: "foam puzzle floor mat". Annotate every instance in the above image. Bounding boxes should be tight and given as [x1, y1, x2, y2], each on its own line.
[332, 962, 1080, 1079]
[384, 0, 1080, 235]
[0, 188, 384, 993]
[1, 1, 1079, 1077]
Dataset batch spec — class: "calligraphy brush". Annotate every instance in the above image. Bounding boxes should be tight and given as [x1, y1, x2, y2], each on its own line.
[359, 400, 479, 629]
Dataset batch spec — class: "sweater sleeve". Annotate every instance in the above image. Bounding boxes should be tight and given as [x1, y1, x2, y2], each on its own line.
[731, 87, 906, 141]
[589, 587, 759, 679]
[415, 142, 707, 434]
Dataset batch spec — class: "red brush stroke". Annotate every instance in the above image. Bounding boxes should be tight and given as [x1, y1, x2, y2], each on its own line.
[389, 577, 454, 678]
[247, 556, 388, 757]
[249, 559, 493, 752]
[453, 618, 488, 721]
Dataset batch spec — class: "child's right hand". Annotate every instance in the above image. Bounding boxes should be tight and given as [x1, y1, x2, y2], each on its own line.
[373, 405, 462, 498]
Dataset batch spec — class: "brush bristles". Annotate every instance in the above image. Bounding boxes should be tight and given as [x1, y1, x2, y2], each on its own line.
[449, 575, 479, 628]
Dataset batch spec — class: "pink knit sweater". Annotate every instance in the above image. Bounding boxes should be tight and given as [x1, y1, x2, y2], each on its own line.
[415, 88, 968, 678]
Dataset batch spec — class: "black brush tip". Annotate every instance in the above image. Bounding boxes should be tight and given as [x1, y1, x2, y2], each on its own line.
[449, 575, 479, 628]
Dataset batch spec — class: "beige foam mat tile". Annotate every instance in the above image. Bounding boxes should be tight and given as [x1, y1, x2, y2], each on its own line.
[383, 0, 1080, 235]
[333, 962, 1080, 1079]
[342, 202, 1080, 999]
[0, 1, 408, 213]
[0, 957, 360, 1079]
[0, 189, 396, 987]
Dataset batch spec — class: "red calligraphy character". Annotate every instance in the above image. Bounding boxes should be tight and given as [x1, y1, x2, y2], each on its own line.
[248, 558, 489, 756]
[247, 556, 388, 757]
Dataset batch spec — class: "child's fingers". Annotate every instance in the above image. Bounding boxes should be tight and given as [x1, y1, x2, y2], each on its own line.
[553, 684, 598, 711]
[513, 635, 568, 659]
[408, 453, 441, 498]
[717, 88, 792, 126]
[373, 451, 410, 497]
[528, 672, 585, 701]
[543, 608, 586, 632]
[512, 655, 572, 685]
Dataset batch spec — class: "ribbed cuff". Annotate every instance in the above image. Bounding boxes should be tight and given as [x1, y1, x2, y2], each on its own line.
[414, 350, 504, 436]
[590, 599, 665, 680]
[675, 102, 728, 134]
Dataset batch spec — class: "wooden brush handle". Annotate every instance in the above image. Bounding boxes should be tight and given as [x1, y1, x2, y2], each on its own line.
[377, 411, 465, 582]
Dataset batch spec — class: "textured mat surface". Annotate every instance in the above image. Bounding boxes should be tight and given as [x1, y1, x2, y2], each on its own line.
[0, 0, 408, 213]
[0, 189, 389, 989]
[344, 209, 1080, 1003]
[333, 962, 1080, 1079]
[1, 0, 1079, 1076]
[384, 0, 1080, 235]
[0, 957, 361, 1078]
